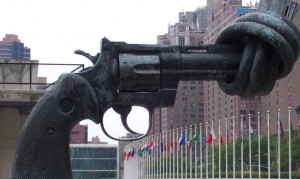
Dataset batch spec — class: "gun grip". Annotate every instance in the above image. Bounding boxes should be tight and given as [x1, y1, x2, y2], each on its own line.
[12, 73, 99, 178]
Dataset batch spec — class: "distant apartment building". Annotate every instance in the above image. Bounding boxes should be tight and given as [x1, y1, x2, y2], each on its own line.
[0, 34, 30, 60]
[70, 123, 88, 144]
[153, 7, 207, 135]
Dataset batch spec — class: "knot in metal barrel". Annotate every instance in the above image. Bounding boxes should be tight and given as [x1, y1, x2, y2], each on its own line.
[216, 12, 300, 97]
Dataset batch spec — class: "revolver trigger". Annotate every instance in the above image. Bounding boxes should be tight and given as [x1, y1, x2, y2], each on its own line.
[112, 105, 138, 134]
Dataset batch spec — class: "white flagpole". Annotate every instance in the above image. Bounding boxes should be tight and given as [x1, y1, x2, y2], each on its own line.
[288, 107, 292, 179]
[212, 120, 215, 179]
[258, 112, 261, 179]
[172, 129, 175, 178]
[153, 134, 156, 179]
[185, 126, 188, 179]
[267, 111, 271, 179]
[147, 137, 149, 179]
[241, 115, 244, 179]
[225, 118, 228, 179]
[200, 123, 203, 179]
[249, 113, 252, 179]
[206, 121, 208, 179]
[162, 131, 165, 179]
[189, 125, 192, 179]
[233, 116, 236, 179]
[176, 128, 179, 179]
[181, 127, 184, 179]
[277, 109, 281, 179]
[159, 133, 162, 178]
[219, 119, 221, 179]
[169, 129, 172, 179]
[173, 129, 175, 179]
[194, 124, 197, 179]
[165, 131, 168, 179]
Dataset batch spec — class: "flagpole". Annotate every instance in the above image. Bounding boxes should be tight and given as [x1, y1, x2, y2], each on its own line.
[169, 129, 172, 179]
[159, 133, 162, 178]
[212, 120, 215, 179]
[189, 125, 192, 179]
[225, 118, 228, 179]
[163, 131, 165, 179]
[200, 123, 203, 179]
[233, 116, 236, 179]
[176, 128, 179, 179]
[258, 112, 261, 179]
[172, 129, 175, 179]
[181, 127, 184, 179]
[185, 126, 188, 179]
[219, 118, 221, 179]
[206, 121, 208, 179]
[241, 115, 244, 179]
[249, 113, 252, 179]
[267, 110, 271, 179]
[147, 137, 149, 179]
[288, 107, 292, 179]
[278, 108, 281, 179]
[194, 124, 197, 179]
[153, 134, 155, 179]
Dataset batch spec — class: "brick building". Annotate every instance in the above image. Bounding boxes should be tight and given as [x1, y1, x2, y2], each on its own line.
[153, 7, 207, 135]
[70, 123, 88, 144]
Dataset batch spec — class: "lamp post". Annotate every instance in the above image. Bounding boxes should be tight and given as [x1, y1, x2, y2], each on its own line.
[295, 106, 300, 136]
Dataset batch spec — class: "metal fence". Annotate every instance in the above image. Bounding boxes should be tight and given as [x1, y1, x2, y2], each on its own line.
[0, 62, 84, 90]
[123, 108, 300, 179]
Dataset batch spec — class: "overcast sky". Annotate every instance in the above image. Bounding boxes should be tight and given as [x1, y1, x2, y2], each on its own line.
[1, 0, 252, 144]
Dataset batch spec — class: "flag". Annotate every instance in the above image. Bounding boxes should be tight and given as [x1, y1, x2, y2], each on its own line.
[249, 124, 254, 139]
[148, 140, 154, 150]
[187, 134, 192, 149]
[131, 147, 135, 157]
[291, 120, 294, 139]
[179, 132, 186, 146]
[220, 133, 224, 145]
[280, 119, 284, 141]
[207, 128, 215, 145]
[142, 143, 148, 152]
[193, 131, 201, 141]
[127, 150, 131, 160]
[169, 142, 173, 153]
[138, 146, 143, 157]
[122, 152, 127, 160]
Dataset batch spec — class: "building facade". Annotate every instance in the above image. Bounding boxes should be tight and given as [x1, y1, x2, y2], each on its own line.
[153, 8, 207, 135]
[70, 144, 118, 179]
[0, 34, 31, 60]
[70, 123, 88, 144]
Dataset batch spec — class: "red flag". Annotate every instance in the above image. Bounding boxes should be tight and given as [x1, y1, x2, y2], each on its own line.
[122, 152, 127, 160]
[220, 133, 224, 145]
[127, 150, 131, 160]
[207, 128, 215, 145]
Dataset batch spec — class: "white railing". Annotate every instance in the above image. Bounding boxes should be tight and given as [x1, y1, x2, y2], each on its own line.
[123, 107, 300, 179]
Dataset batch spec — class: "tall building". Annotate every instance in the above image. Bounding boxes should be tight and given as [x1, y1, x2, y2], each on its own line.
[70, 124, 88, 144]
[152, 8, 207, 135]
[0, 34, 31, 60]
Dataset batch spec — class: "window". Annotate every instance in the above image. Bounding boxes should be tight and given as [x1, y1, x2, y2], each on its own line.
[178, 36, 185, 45]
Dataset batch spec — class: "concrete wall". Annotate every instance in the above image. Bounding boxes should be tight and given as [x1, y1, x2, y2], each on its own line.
[0, 108, 28, 179]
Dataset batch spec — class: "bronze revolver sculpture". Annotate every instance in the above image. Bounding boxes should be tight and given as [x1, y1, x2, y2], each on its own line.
[12, 0, 300, 178]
